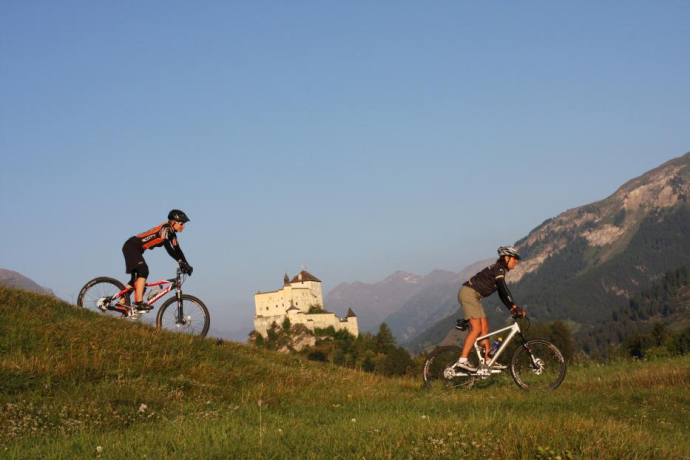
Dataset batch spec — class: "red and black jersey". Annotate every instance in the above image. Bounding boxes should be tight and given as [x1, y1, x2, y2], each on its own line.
[130, 223, 187, 263]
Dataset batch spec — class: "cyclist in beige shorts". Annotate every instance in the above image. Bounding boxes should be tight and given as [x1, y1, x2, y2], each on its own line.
[456, 246, 525, 371]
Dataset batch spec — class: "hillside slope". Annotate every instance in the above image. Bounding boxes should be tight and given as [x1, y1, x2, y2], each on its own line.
[1, 287, 688, 459]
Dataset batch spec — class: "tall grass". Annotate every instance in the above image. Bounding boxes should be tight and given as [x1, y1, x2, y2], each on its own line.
[1, 287, 688, 459]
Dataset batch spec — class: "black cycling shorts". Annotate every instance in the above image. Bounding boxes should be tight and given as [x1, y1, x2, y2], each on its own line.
[122, 237, 149, 277]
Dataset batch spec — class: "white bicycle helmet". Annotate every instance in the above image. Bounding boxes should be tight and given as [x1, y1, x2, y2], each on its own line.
[498, 246, 521, 260]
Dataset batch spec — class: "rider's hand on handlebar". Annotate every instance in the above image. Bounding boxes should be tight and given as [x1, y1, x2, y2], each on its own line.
[179, 261, 193, 276]
[511, 305, 526, 318]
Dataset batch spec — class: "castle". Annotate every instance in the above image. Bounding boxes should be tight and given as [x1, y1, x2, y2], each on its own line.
[253, 269, 358, 338]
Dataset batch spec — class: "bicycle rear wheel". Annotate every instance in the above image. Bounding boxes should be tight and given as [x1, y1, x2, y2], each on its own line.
[77, 277, 130, 318]
[422, 346, 478, 390]
[156, 294, 210, 337]
[510, 339, 566, 390]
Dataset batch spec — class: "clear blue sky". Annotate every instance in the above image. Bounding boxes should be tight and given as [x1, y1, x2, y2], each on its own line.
[2, 1, 689, 336]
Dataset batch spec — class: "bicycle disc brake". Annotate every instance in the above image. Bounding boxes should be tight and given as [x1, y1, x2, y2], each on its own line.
[531, 357, 545, 375]
[174, 314, 193, 329]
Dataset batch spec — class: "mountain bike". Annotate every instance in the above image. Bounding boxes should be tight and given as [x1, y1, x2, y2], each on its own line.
[77, 269, 210, 337]
[422, 314, 566, 390]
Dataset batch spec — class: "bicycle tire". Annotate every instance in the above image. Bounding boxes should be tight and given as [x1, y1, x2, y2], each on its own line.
[422, 346, 478, 390]
[156, 294, 210, 337]
[510, 339, 566, 391]
[77, 277, 130, 318]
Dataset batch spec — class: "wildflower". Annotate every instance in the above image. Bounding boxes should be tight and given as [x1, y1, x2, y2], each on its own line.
[138, 404, 148, 414]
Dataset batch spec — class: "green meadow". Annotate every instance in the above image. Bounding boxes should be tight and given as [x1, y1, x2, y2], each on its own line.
[1, 287, 688, 459]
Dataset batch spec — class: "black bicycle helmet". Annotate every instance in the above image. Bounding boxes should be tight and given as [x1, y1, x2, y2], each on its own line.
[168, 209, 190, 223]
[498, 245, 521, 260]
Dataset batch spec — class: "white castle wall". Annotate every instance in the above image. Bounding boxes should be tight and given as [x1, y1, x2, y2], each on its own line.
[253, 311, 358, 338]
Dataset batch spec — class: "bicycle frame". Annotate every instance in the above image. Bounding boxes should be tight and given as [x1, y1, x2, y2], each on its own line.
[106, 271, 184, 317]
[471, 320, 526, 370]
[114, 278, 176, 307]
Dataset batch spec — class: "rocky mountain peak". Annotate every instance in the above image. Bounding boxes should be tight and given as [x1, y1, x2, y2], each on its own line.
[510, 152, 690, 283]
[381, 271, 422, 284]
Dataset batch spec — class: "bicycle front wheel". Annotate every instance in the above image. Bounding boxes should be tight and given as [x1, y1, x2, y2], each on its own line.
[510, 339, 566, 390]
[77, 277, 130, 318]
[422, 346, 478, 390]
[156, 294, 210, 337]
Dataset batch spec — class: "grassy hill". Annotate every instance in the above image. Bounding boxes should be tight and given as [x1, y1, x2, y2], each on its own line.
[1, 287, 689, 459]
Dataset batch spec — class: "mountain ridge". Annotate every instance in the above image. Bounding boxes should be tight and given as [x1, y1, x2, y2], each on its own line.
[0, 269, 55, 297]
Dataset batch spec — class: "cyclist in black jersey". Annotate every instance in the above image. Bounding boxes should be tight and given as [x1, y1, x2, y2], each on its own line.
[121, 209, 193, 311]
[455, 246, 525, 371]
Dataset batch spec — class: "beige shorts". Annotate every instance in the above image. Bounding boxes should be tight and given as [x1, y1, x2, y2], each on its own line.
[458, 285, 485, 320]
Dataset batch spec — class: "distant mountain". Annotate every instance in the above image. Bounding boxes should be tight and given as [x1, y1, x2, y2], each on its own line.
[326, 260, 493, 336]
[326, 271, 431, 333]
[382, 259, 493, 342]
[408, 151, 690, 353]
[0, 269, 54, 296]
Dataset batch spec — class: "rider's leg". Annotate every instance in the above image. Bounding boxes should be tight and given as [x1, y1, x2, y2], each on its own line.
[132, 264, 149, 303]
[134, 276, 146, 303]
[458, 285, 486, 359]
[479, 317, 490, 361]
[123, 239, 148, 305]
[461, 317, 483, 358]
